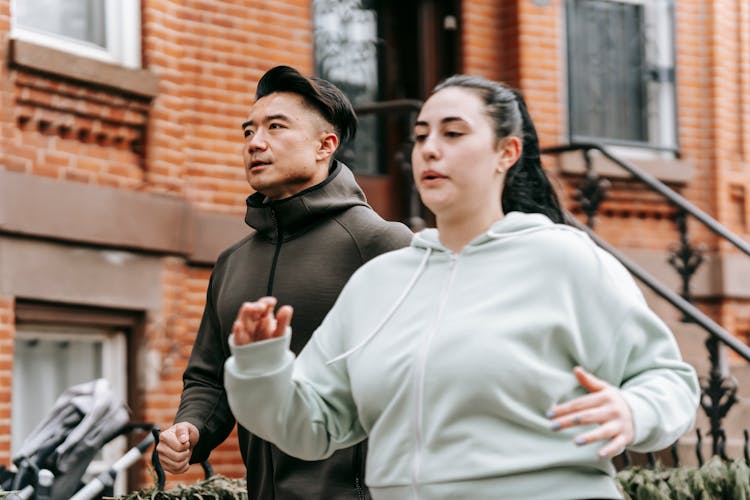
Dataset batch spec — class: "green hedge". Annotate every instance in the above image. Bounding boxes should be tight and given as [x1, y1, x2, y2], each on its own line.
[118, 457, 750, 499]
[617, 456, 750, 500]
[4, 458, 750, 499]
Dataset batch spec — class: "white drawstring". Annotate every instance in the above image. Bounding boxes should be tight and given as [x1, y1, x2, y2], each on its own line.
[326, 248, 433, 364]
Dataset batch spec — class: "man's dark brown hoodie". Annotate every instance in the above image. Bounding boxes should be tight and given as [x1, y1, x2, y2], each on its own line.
[176, 161, 412, 499]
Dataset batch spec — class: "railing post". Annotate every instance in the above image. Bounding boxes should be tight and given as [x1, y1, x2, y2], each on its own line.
[700, 336, 738, 457]
[668, 208, 704, 318]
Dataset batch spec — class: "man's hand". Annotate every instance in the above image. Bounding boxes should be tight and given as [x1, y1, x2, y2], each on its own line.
[547, 366, 634, 459]
[156, 422, 200, 474]
[233, 296, 294, 345]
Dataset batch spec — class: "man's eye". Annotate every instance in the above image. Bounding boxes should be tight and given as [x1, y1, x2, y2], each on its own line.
[445, 131, 463, 138]
[244, 129, 254, 138]
[414, 134, 427, 142]
[269, 123, 285, 129]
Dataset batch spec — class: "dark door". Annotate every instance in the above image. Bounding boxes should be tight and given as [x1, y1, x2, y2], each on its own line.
[313, 0, 461, 224]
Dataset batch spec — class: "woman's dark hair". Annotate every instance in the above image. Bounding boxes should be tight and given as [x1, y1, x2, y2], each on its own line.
[256, 65, 357, 146]
[431, 75, 564, 224]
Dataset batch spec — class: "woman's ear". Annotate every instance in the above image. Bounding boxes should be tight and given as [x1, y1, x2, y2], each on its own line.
[499, 136, 522, 171]
[316, 132, 340, 161]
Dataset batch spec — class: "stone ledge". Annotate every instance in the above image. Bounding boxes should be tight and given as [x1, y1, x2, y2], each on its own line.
[556, 149, 695, 184]
[0, 170, 248, 265]
[9, 39, 159, 99]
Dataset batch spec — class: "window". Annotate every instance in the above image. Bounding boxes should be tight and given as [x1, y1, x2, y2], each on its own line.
[313, 0, 382, 174]
[566, 0, 677, 150]
[12, 325, 128, 495]
[10, 0, 141, 68]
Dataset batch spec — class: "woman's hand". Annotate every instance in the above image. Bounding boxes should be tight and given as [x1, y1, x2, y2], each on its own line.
[232, 296, 294, 345]
[547, 366, 634, 459]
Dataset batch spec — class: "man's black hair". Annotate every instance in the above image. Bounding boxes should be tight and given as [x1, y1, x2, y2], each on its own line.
[255, 65, 357, 145]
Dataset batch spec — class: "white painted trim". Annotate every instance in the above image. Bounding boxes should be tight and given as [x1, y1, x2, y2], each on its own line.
[10, 0, 141, 68]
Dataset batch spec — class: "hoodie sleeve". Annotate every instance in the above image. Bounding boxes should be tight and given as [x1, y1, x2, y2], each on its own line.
[176, 273, 236, 463]
[224, 299, 366, 461]
[589, 251, 700, 453]
[607, 303, 700, 452]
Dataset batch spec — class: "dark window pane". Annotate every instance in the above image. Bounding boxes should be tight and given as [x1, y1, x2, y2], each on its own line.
[568, 0, 647, 143]
[313, 0, 382, 174]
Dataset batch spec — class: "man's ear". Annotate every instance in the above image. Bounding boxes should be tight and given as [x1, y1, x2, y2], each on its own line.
[499, 136, 522, 170]
[316, 132, 339, 162]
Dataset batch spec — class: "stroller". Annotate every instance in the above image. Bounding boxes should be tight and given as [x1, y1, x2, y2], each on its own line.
[0, 378, 158, 500]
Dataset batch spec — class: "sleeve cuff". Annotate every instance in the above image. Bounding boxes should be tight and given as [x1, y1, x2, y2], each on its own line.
[621, 388, 660, 447]
[228, 328, 292, 375]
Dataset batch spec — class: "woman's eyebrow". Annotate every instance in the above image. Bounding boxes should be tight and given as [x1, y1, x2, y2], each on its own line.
[414, 117, 466, 128]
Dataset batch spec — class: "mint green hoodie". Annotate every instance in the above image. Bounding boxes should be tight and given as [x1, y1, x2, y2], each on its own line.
[225, 211, 699, 500]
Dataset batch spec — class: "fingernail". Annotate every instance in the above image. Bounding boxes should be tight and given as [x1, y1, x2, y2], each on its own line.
[546, 410, 556, 418]
[549, 422, 560, 431]
[575, 437, 586, 446]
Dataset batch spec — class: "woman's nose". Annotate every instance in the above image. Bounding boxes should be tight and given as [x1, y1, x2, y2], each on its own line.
[419, 134, 440, 160]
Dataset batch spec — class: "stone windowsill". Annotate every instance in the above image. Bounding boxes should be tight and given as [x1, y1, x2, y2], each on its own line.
[9, 39, 159, 99]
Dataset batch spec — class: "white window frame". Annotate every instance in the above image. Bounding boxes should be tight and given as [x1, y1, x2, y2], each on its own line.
[9, 0, 141, 68]
[12, 325, 129, 496]
[566, 0, 677, 155]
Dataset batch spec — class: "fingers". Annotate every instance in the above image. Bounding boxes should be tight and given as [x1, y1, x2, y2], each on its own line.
[157, 423, 199, 474]
[573, 366, 608, 393]
[548, 405, 615, 431]
[274, 305, 294, 337]
[233, 298, 291, 345]
[547, 391, 607, 420]
[546, 366, 635, 460]
[595, 434, 630, 459]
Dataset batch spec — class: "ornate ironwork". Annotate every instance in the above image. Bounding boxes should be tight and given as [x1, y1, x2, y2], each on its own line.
[668, 209, 704, 312]
[573, 149, 610, 228]
[699, 336, 739, 457]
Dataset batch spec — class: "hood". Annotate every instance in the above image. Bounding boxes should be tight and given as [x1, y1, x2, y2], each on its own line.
[411, 211, 556, 253]
[244, 161, 369, 241]
[326, 211, 558, 365]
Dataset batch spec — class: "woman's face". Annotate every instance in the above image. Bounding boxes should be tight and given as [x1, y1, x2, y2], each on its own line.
[412, 86, 518, 219]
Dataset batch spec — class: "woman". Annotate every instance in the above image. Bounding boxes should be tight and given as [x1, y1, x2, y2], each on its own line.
[223, 76, 700, 499]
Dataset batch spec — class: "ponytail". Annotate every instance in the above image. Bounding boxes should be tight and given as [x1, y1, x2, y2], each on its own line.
[501, 91, 564, 223]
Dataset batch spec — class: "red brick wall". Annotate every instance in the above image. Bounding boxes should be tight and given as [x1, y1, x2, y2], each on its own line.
[462, 0, 519, 87]
[143, 0, 314, 213]
[0, 0, 13, 468]
[0, 296, 14, 466]
[0, 0, 316, 489]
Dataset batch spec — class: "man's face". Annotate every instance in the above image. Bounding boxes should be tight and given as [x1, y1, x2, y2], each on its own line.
[241, 92, 335, 201]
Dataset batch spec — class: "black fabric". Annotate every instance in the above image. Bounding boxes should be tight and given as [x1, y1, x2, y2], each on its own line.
[176, 162, 412, 499]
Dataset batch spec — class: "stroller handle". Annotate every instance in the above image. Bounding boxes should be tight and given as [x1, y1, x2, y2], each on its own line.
[150, 426, 214, 491]
[150, 427, 167, 491]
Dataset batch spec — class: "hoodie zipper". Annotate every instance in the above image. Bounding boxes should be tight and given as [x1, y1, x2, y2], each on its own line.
[266, 208, 282, 295]
[411, 253, 459, 499]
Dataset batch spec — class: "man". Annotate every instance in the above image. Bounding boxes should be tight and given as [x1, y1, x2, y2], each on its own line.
[156, 66, 412, 498]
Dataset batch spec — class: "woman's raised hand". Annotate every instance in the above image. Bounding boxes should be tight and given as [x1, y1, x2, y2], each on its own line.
[546, 366, 635, 459]
[232, 297, 294, 345]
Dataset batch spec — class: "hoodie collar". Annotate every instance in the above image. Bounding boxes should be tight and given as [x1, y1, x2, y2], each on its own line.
[411, 211, 555, 253]
[244, 161, 369, 242]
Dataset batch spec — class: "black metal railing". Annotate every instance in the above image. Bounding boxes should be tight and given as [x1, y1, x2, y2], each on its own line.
[544, 142, 750, 461]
